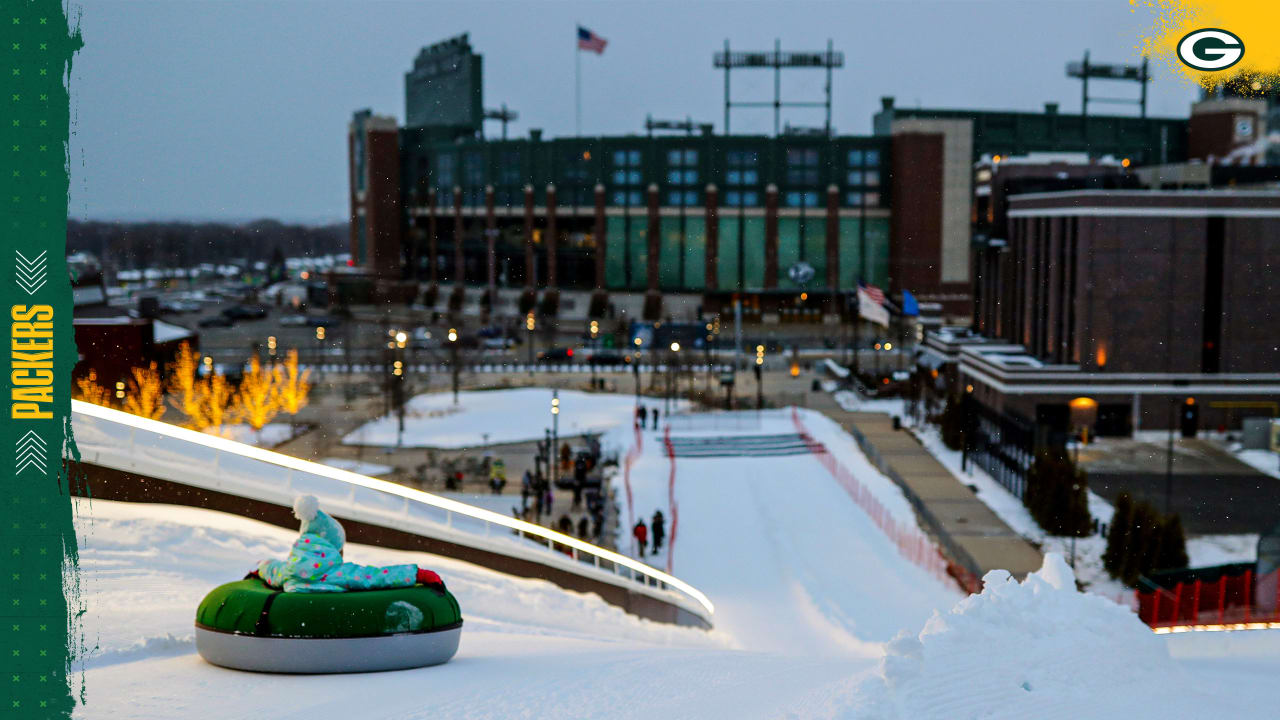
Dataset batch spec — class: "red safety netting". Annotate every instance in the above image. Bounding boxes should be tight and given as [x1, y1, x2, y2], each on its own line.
[790, 408, 977, 593]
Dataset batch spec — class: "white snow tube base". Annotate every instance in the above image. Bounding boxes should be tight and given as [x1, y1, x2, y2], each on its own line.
[195, 624, 462, 674]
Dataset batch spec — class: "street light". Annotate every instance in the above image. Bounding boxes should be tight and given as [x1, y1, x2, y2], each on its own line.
[315, 326, 326, 381]
[448, 327, 460, 406]
[267, 335, 277, 362]
[526, 312, 536, 374]
[550, 390, 560, 489]
[667, 341, 681, 416]
[755, 344, 765, 410]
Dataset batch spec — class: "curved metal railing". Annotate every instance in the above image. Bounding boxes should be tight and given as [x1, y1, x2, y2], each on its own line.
[69, 400, 714, 625]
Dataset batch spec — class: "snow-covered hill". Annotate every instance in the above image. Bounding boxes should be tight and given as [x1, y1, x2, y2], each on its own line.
[72, 403, 1280, 719]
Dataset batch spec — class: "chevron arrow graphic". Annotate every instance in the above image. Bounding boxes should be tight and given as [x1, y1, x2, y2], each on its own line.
[15, 430, 48, 475]
[15, 249, 49, 296]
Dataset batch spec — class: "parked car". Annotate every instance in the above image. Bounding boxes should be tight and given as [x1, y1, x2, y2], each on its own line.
[279, 314, 310, 327]
[538, 347, 576, 363]
[482, 336, 518, 350]
[198, 315, 235, 328]
[222, 304, 268, 320]
[476, 325, 503, 339]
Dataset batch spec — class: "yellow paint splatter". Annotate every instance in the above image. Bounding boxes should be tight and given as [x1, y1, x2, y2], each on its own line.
[1138, 0, 1280, 90]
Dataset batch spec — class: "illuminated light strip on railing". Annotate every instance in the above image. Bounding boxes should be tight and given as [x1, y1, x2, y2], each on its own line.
[70, 400, 715, 618]
[1152, 622, 1280, 634]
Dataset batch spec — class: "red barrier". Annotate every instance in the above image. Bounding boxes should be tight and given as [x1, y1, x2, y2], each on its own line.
[621, 424, 643, 532]
[1137, 568, 1280, 630]
[663, 425, 679, 574]
[789, 408, 974, 593]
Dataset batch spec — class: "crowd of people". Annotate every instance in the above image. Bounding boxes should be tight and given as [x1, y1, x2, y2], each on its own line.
[510, 436, 608, 547]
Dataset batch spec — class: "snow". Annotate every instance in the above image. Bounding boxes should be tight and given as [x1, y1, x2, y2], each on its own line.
[318, 457, 394, 476]
[612, 408, 959, 651]
[855, 554, 1245, 719]
[71, 399, 1280, 718]
[207, 422, 294, 447]
[343, 388, 643, 449]
[151, 319, 194, 344]
[1234, 448, 1280, 479]
[910, 420, 1257, 601]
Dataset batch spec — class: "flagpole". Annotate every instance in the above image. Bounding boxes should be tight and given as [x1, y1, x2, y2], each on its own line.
[575, 25, 582, 137]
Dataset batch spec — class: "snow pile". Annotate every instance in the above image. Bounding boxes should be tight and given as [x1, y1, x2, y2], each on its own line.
[343, 388, 639, 448]
[862, 554, 1186, 719]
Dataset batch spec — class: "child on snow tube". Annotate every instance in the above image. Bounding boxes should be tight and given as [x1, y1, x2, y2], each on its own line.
[250, 495, 446, 594]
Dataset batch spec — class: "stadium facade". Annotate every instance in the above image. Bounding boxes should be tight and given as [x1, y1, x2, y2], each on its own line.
[346, 33, 1190, 323]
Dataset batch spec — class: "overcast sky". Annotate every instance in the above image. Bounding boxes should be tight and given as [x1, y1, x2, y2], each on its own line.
[68, 0, 1200, 224]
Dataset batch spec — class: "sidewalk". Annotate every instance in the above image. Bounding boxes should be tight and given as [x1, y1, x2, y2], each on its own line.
[807, 393, 1044, 580]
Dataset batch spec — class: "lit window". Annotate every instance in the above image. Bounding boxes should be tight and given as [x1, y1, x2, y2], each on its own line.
[865, 150, 881, 166]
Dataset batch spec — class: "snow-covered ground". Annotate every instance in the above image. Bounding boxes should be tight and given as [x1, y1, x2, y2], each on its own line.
[839, 393, 1259, 601]
[72, 398, 1280, 718]
[318, 457, 394, 476]
[1233, 448, 1280, 479]
[342, 388, 645, 448]
[208, 421, 296, 448]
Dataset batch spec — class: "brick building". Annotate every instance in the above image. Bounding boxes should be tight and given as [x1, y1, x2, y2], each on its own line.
[937, 189, 1280, 437]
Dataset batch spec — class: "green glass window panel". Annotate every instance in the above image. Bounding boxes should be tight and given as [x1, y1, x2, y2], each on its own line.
[659, 217, 683, 290]
[605, 216, 628, 289]
[803, 218, 827, 288]
[684, 217, 706, 290]
[777, 218, 801, 288]
[838, 218, 862, 290]
[717, 216, 740, 290]
[742, 217, 765, 289]
[628, 214, 649, 290]
[865, 218, 890, 288]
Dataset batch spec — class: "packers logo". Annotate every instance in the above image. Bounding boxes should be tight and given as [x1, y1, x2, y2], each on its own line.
[1176, 29, 1244, 72]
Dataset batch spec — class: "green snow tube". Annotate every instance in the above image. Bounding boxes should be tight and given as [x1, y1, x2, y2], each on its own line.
[195, 578, 463, 673]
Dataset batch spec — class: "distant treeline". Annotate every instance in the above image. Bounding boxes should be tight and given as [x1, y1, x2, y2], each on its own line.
[67, 219, 348, 270]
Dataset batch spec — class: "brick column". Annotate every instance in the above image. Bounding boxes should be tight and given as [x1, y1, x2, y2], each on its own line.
[704, 184, 719, 291]
[764, 183, 779, 289]
[593, 183, 606, 290]
[546, 184, 558, 289]
[452, 186, 464, 285]
[523, 184, 535, 287]
[825, 184, 839, 289]
[646, 183, 660, 292]
[426, 188, 438, 285]
[484, 185, 496, 300]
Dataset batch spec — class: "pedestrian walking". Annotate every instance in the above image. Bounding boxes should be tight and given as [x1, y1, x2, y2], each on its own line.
[651, 509, 665, 555]
[577, 515, 589, 539]
[632, 519, 648, 557]
[520, 469, 532, 512]
[489, 457, 507, 495]
[637, 405, 648, 429]
[652, 407, 660, 430]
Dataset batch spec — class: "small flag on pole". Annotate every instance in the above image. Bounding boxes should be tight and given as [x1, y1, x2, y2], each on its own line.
[857, 281, 890, 327]
[577, 26, 607, 54]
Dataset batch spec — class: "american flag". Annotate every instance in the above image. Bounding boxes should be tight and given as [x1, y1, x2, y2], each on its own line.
[859, 281, 885, 305]
[577, 26, 607, 54]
